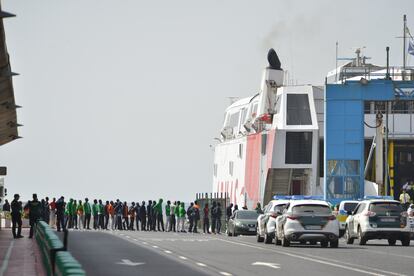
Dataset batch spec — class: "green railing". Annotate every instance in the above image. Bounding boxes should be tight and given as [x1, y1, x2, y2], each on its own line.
[35, 221, 86, 276]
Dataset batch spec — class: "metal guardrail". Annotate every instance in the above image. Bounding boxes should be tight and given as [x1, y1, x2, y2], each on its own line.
[35, 221, 85, 276]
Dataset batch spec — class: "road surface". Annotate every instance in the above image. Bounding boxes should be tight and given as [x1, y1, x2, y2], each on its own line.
[60, 230, 414, 276]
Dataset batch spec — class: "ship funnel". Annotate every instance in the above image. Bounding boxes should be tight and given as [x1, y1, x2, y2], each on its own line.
[267, 48, 282, 70]
[256, 49, 284, 119]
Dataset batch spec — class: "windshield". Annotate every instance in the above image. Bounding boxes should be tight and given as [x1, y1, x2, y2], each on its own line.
[369, 202, 403, 216]
[292, 204, 332, 215]
[342, 202, 358, 212]
[236, 211, 259, 220]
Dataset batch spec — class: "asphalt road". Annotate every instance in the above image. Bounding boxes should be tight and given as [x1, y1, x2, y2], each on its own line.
[59, 230, 414, 276]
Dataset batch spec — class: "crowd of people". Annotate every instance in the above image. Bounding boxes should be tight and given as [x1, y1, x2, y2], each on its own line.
[3, 194, 259, 238]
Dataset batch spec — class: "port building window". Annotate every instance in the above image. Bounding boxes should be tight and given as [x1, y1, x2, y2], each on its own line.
[326, 160, 360, 198]
[286, 94, 312, 125]
[285, 132, 312, 164]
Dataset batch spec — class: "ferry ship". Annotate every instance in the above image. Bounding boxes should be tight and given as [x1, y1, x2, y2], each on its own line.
[212, 49, 322, 208]
[212, 48, 414, 208]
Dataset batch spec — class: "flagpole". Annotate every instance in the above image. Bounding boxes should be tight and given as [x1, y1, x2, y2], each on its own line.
[335, 41, 338, 82]
[403, 14, 406, 69]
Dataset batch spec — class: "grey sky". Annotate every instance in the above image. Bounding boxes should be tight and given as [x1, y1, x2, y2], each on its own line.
[0, 0, 413, 202]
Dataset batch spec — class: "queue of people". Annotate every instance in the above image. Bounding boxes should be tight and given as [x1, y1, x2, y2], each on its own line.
[51, 198, 227, 234]
[2, 193, 268, 238]
[1, 195, 229, 236]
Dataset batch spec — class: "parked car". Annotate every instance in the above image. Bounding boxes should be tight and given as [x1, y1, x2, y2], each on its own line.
[257, 200, 289, 243]
[344, 199, 411, 246]
[335, 200, 359, 237]
[275, 200, 340, 248]
[227, 210, 259, 236]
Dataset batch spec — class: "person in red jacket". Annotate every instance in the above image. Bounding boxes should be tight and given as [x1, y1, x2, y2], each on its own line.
[122, 202, 129, 230]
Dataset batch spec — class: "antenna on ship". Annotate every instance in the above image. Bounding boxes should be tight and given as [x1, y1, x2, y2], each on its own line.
[395, 15, 413, 68]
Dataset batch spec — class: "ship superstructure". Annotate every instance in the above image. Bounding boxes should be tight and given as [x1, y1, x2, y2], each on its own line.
[212, 50, 321, 208]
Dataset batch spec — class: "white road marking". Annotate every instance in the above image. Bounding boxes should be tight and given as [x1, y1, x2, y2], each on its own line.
[116, 259, 145, 266]
[217, 238, 405, 276]
[196, 262, 207, 267]
[152, 245, 159, 248]
[219, 272, 233, 276]
[164, 250, 172, 254]
[142, 242, 148, 245]
[133, 238, 138, 241]
[125, 235, 130, 239]
[0, 240, 14, 276]
[252, 262, 280, 269]
[179, 256, 188, 260]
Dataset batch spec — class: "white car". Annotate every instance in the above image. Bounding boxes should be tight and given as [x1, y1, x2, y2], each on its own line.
[344, 199, 411, 246]
[256, 200, 289, 244]
[275, 200, 340, 248]
[335, 200, 359, 237]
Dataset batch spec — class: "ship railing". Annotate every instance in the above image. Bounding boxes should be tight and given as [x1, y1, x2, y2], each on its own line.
[339, 66, 414, 83]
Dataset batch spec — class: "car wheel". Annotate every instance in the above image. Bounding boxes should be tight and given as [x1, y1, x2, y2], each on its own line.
[256, 231, 264, 242]
[227, 230, 233, 237]
[320, 241, 328, 248]
[358, 227, 367, 245]
[275, 234, 281, 246]
[339, 230, 345, 238]
[281, 230, 290, 247]
[401, 236, 410, 247]
[330, 240, 339, 248]
[344, 226, 354, 245]
[388, 238, 396, 246]
[233, 229, 237, 237]
[264, 231, 272, 244]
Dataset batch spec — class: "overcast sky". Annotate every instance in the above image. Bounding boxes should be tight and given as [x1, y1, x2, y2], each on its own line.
[0, 0, 413, 202]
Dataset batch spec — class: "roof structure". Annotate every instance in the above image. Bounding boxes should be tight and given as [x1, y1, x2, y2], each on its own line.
[0, 2, 21, 146]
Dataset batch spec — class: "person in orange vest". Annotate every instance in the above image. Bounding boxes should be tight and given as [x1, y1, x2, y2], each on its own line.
[107, 201, 114, 230]
[77, 200, 84, 230]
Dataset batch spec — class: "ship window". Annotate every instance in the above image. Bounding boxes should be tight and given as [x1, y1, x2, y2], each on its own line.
[287, 94, 312, 125]
[227, 111, 240, 128]
[238, 144, 243, 159]
[285, 132, 312, 164]
[261, 134, 267, 155]
[252, 103, 258, 117]
[240, 108, 247, 125]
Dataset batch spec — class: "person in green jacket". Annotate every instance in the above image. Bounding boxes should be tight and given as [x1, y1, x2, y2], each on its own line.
[66, 199, 73, 229]
[165, 201, 171, 232]
[178, 202, 186, 233]
[71, 200, 78, 229]
[92, 199, 99, 230]
[83, 198, 92, 230]
[154, 199, 164, 231]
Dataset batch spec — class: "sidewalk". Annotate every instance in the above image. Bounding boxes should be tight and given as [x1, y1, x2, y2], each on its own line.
[0, 228, 45, 276]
